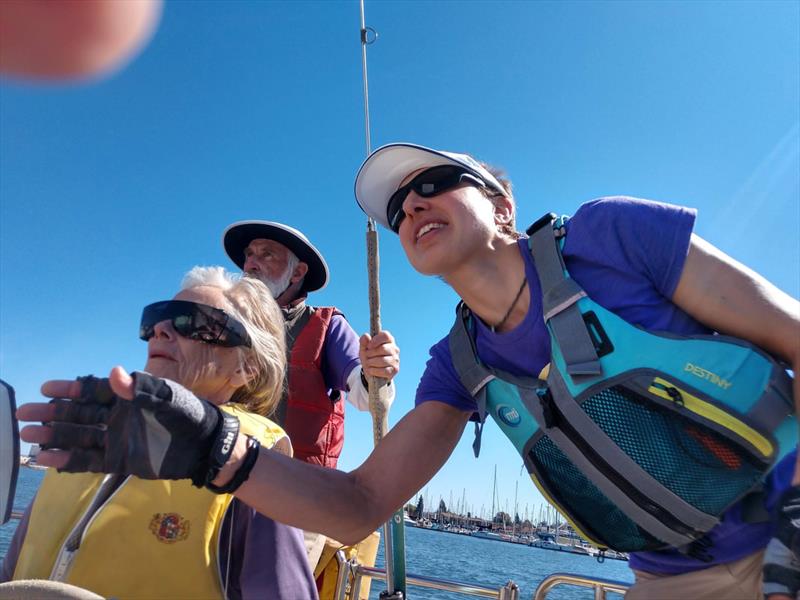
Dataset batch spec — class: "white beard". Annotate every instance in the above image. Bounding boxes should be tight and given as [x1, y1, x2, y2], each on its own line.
[252, 266, 294, 299]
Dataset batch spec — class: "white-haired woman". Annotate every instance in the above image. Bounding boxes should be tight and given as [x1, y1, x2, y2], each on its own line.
[1, 267, 318, 600]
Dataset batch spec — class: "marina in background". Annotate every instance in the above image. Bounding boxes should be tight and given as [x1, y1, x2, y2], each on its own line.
[17, 445, 45, 471]
[402, 509, 628, 562]
[401, 465, 628, 561]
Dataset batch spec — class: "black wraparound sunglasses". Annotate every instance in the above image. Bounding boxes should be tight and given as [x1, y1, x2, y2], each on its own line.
[386, 165, 490, 233]
[140, 300, 251, 348]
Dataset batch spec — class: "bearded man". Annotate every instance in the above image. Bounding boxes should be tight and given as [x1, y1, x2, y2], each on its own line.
[222, 221, 399, 469]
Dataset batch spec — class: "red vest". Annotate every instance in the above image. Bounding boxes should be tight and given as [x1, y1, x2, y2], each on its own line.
[284, 307, 345, 468]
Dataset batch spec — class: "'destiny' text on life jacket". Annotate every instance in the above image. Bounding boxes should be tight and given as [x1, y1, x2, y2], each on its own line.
[684, 363, 733, 390]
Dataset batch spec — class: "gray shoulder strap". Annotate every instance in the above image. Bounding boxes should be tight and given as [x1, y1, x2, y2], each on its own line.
[447, 303, 495, 457]
[529, 217, 601, 377]
[746, 367, 795, 433]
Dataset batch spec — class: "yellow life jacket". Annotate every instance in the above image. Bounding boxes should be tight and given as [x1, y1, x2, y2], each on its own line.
[314, 532, 380, 600]
[13, 404, 286, 600]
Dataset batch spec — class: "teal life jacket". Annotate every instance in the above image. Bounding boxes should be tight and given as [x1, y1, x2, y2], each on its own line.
[448, 213, 796, 553]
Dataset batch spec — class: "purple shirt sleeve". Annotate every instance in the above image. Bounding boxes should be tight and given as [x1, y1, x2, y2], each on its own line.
[320, 313, 361, 393]
[415, 337, 477, 413]
[220, 499, 318, 600]
[566, 196, 696, 300]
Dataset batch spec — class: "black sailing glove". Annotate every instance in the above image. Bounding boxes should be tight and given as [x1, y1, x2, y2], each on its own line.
[46, 371, 240, 487]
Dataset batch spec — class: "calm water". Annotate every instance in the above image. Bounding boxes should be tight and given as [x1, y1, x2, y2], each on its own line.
[0, 467, 44, 559]
[370, 527, 633, 600]
[1, 470, 634, 598]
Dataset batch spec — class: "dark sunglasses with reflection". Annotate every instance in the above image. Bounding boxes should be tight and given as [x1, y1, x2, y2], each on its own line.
[387, 165, 496, 233]
[140, 300, 251, 348]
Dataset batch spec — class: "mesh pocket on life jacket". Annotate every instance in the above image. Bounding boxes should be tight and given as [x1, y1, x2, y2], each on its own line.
[582, 384, 765, 515]
[528, 382, 767, 552]
[529, 434, 662, 552]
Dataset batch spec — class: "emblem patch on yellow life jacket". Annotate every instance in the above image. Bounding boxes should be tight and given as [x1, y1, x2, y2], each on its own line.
[149, 512, 191, 543]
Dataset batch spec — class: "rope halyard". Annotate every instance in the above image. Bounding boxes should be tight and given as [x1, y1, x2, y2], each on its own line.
[359, 1, 406, 597]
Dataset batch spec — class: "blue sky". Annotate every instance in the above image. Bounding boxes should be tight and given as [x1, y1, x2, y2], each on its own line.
[1, 1, 798, 520]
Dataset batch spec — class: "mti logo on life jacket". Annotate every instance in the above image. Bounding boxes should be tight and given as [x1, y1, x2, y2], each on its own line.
[149, 513, 191, 544]
[684, 363, 733, 390]
[497, 405, 522, 427]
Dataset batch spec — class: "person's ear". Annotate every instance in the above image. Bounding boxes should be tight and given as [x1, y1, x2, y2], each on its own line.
[493, 195, 514, 226]
[291, 262, 309, 284]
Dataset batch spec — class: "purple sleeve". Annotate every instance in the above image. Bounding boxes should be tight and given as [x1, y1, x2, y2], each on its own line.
[566, 196, 696, 299]
[0, 500, 32, 582]
[221, 499, 318, 600]
[320, 314, 361, 392]
[414, 337, 478, 413]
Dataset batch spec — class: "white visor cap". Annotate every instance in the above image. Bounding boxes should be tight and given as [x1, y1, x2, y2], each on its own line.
[354, 143, 508, 231]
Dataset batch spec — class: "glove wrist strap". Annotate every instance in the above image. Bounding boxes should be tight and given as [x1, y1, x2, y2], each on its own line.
[192, 413, 240, 487]
[206, 436, 261, 495]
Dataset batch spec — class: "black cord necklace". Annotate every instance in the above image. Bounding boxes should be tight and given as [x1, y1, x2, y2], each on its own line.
[491, 275, 527, 333]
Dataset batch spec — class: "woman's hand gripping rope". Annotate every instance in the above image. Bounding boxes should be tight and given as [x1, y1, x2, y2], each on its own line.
[17, 366, 240, 487]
